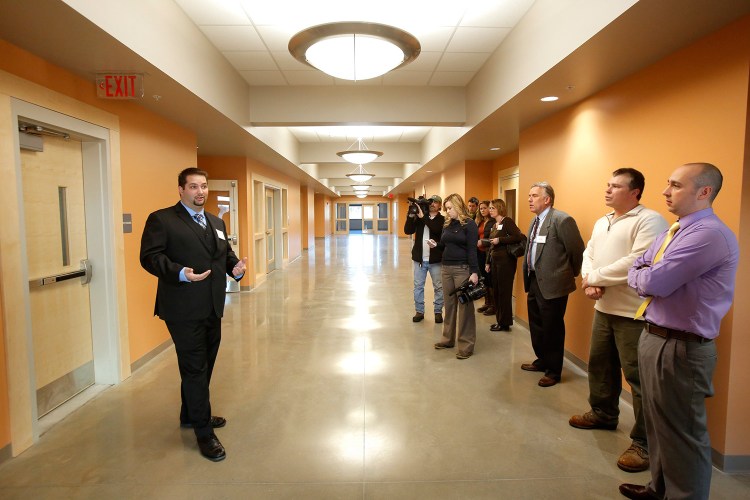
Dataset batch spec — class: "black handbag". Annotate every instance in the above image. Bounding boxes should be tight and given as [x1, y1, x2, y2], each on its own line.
[506, 235, 527, 258]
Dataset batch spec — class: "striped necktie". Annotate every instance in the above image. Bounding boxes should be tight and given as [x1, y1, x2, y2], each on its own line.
[634, 221, 680, 319]
[527, 216, 539, 272]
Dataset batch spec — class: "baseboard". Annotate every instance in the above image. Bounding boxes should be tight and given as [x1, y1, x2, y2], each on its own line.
[712, 451, 750, 473]
[130, 338, 174, 373]
[0, 442, 11, 466]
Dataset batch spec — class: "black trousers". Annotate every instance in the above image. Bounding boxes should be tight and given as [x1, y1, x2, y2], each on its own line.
[165, 315, 221, 438]
[526, 275, 568, 380]
[491, 253, 517, 327]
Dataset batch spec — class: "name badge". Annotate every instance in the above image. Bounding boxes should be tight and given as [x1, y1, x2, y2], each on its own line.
[498, 224, 503, 230]
[536, 235, 547, 243]
[216, 229, 226, 240]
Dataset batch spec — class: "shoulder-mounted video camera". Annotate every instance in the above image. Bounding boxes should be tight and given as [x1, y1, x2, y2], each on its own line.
[449, 277, 488, 304]
[407, 196, 432, 217]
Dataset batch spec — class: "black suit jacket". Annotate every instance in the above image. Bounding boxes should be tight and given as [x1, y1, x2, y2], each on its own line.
[140, 202, 240, 321]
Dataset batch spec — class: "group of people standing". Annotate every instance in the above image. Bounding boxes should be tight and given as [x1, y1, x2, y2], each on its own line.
[406, 163, 738, 500]
[405, 193, 526, 359]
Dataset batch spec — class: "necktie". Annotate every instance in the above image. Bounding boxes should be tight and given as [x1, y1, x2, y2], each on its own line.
[527, 217, 539, 272]
[634, 221, 680, 318]
[193, 213, 207, 229]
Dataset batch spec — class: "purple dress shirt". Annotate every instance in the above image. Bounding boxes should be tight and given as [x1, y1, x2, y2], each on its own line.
[628, 208, 739, 339]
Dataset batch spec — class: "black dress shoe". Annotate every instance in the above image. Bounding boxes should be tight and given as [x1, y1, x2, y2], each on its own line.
[490, 324, 511, 332]
[197, 433, 226, 462]
[619, 483, 658, 499]
[521, 362, 544, 372]
[181, 416, 227, 429]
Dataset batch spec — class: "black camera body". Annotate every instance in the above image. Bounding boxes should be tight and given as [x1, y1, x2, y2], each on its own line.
[407, 196, 432, 217]
[450, 277, 488, 304]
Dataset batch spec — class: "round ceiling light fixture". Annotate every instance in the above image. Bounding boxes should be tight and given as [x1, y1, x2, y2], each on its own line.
[339, 138, 382, 165]
[289, 22, 421, 81]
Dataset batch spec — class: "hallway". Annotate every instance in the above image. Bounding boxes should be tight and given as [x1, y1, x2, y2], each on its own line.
[0, 235, 748, 499]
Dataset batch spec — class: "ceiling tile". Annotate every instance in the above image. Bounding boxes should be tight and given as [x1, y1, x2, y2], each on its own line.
[446, 27, 511, 53]
[383, 71, 432, 86]
[409, 26, 455, 52]
[283, 70, 335, 85]
[223, 51, 277, 70]
[461, 1, 535, 28]
[200, 25, 265, 51]
[437, 52, 492, 72]
[175, 0, 251, 25]
[429, 71, 475, 86]
[255, 25, 298, 52]
[240, 70, 287, 86]
[401, 51, 441, 72]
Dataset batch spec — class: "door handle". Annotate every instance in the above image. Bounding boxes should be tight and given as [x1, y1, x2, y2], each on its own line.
[265, 231, 271, 235]
[29, 259, 92, 289]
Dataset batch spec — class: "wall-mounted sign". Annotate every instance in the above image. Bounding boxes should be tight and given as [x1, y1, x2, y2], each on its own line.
[96, 73, 144, 99]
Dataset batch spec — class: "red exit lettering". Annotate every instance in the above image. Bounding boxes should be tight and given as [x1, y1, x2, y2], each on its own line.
[96, 73, 142, 99]
[104, 75, 137, 98]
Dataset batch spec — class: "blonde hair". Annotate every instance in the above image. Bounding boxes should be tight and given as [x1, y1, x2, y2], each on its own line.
[443, 193, 472, 227]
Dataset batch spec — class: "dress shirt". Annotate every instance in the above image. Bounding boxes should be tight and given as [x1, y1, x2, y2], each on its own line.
[628, 208, 738, 338]
[179, 202, 206, 282]
[529, 207, 550, 269]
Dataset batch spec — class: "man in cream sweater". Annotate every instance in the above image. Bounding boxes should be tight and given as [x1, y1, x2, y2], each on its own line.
[569, 168, 667, 472]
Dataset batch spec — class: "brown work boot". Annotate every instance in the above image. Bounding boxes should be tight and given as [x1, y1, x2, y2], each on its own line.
[568, 410, 617, 430]
[617, 444, 650, 472]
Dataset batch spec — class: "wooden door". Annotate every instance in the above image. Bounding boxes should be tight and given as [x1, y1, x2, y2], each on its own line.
[21, 134, 94, 417]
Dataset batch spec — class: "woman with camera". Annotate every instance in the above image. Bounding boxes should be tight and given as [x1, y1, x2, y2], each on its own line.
[485, 198, 525, 332]
[427, 194, 479, 359]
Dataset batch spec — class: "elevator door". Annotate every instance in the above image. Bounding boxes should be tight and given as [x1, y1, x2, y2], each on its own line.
[21, 133, 94, 417]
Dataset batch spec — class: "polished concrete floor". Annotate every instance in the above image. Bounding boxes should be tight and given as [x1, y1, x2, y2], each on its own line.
[1, 235, 749, 499]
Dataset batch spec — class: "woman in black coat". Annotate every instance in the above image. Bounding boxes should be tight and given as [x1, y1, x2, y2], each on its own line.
[484, 198, 525, 332]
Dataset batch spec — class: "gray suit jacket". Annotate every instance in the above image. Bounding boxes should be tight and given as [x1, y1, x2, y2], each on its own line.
[523, 207, 585, 299]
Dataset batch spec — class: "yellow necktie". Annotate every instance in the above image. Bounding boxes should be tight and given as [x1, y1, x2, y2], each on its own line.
[634, 221, 680, 319]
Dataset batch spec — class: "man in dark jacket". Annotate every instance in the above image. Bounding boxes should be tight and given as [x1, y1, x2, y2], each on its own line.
[140, 167, 246, 462]
[404, 195, 445, 323]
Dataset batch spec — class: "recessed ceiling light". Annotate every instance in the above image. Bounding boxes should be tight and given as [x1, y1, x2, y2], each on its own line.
[489, 147, 500, 151]
[541, 96, 559, 102]
[425, 170, 432, 173]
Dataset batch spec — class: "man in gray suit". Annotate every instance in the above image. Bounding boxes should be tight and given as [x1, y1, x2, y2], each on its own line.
[522, 182, 585, 387]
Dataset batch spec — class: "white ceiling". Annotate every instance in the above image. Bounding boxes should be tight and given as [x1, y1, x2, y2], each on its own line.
[1, 0, 749, 198]
[174, 0, 535, 88]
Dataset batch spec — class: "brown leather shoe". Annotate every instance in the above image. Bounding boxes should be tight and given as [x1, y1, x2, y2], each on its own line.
[197, 433, 226, 462]
[434, 342, 454, 349]
[569, 411, 617, 430]
[482, 307, 496, 316]
[521, 363, 543, 372]
[456, 350, 473, 359]
[617, 445, 650, 472]
[618, 483, 658, 499]
[538, 375, 559, 387]
[181, 416, 227, 429]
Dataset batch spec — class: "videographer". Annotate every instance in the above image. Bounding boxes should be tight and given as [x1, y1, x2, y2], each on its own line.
[404, 195, 445, 323]
[428, 194, 480, 359]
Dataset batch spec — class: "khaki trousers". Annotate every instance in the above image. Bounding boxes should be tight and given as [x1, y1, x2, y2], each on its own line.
[440, 264, 476, 353]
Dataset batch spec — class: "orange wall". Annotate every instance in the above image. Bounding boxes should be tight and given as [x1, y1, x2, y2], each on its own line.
[464, 160, 493, 202]
[120, 112, 198, 362]
[300, 186, 315, 250]
[0, 285, 8, 447]
[514, 16, 749, 456]
[314, 193, 332, 237]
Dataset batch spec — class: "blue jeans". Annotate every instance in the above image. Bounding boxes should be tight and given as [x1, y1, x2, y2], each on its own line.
[413, 261, 443, 314]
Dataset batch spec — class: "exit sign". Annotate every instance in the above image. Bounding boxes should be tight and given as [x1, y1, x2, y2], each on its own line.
[96, 73, 144, 99]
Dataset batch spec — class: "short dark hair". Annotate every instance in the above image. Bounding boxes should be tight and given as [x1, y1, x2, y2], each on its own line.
[468, 197, 479, 204]
[687, 162, 723, 202]
[612, 167, 645, 200]
[178, 167, 208, 187]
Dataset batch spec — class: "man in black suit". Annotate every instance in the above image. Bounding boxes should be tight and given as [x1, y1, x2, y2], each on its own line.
[522, 181, 585, 387]
[140, 167, 246, 462]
